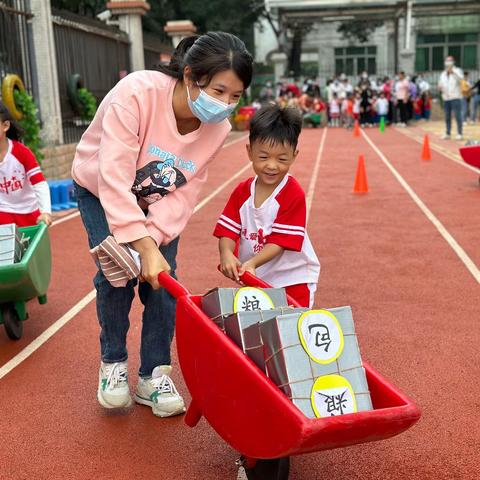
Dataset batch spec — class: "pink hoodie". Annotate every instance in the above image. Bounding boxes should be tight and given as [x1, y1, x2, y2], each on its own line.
[72, 71, 231, 245]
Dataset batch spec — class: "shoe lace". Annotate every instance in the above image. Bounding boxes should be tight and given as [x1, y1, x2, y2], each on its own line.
[151, 374, 179, 396]
[106, 363, 128, 389]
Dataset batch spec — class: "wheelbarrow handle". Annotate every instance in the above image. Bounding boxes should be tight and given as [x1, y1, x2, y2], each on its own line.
[217, 265, 301, 308]
[157, 272, 190, 299]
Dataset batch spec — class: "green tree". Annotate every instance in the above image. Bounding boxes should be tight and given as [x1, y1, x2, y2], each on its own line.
[143, 0, 264, 52]
[337, 19, 383, 44]
[51, 0, 107, 16]
[51, 0, 264, 52]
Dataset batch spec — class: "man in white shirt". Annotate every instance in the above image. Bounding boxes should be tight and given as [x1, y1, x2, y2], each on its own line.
[438, 56, 464, 140]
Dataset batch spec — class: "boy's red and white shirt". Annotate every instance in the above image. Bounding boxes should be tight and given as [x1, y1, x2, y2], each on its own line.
[0, 139, 45, 213]
[214, 174, 320, 288]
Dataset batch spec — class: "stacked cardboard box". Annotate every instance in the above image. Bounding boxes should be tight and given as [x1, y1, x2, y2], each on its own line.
[256, 306, 372, 418]
[201, 287, 372, 419]
[201, 287, 289, 331]
[224, 307, 308, 373]
[0, 224, 25, 266]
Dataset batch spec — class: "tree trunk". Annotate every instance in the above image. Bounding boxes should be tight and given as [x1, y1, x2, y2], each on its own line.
[288, 27, 302, 79]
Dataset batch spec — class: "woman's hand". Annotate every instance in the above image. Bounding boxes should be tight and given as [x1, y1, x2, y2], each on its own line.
[37, 213, 52, 226]
[130, 236, 170, 289]
[220, 249, 241, 282]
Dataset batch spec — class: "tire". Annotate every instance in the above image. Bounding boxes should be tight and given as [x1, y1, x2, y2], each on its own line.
[67, 73, 84, 115]
[244, 457, 290, 480]
[3, 305, 23, 340]
[1, 74, 25, 121]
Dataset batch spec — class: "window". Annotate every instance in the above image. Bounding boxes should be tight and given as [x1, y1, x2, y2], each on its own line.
[335, 46, 377, 76]
[415, 33, 479, 71]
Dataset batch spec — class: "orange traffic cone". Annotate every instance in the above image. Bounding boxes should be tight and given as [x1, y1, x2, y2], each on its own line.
[421, 134, 431, 161]
[353, 155, 368, 193]
[353, 120, 360, 137]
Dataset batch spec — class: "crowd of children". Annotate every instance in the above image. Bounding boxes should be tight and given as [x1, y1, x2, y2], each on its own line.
[267, 72, 433, 129]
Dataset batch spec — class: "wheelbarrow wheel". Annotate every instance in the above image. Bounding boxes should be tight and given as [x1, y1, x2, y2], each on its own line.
[244, 457, 290, 480]
[3, 306, 23, 340]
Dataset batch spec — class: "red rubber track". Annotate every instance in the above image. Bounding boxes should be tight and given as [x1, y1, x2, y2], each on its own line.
[1, 128, 479, 479]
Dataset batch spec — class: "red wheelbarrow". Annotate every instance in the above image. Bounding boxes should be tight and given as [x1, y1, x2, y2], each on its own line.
[459, 142, 480, 186]
[158, 272, 421, 479]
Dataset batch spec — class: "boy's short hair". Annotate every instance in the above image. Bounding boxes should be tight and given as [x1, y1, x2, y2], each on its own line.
[249, 104, 302, 150]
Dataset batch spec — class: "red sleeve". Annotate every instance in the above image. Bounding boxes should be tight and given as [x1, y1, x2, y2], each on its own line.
[213, 178, 252, 241]
[266, 177, 306, 252]
[12, 141, 45, 185]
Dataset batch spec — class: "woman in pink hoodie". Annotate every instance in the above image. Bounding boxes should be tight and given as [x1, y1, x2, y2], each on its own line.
[72, 32, 253, 417]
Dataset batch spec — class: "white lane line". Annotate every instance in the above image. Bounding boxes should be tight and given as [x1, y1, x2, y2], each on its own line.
[362, 130, 480, 284]
[0, 135, 251, 380]
[306, 128, 328, 222]
[51, 134, 249, 228]
[0, 290, 97, 380]
[194, 164, 250, 213]
[52, 211, 80, 226]
[395, 128, 480, 175]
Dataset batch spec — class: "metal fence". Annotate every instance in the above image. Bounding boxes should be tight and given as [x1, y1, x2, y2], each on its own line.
[143, 33, 173, 71]
[0, 0, 34, 94]
[52, 9, 131, 144]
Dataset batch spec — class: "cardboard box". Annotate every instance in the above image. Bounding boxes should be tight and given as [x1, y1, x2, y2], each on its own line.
[260, 306, 373, 418]
[201, 287, 289, 331]
[0, 224, 25, 265]
[225, 307, 308, 373]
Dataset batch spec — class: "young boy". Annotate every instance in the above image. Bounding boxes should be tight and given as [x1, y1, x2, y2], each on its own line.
[374, 92, 389, 125]
[213, 105, 320, 307]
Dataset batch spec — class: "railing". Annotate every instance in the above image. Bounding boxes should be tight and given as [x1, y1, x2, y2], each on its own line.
[52, 9, 131, 144]
[0, 0, 34, 94]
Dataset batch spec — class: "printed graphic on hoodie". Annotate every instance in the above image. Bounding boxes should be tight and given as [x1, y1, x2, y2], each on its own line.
[131, 159, 187, 204]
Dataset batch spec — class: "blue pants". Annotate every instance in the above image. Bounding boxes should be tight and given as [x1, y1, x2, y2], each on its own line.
[472, 94, 480, 122]
[444, 98, 463, 135]
[74, 182, 178, 377]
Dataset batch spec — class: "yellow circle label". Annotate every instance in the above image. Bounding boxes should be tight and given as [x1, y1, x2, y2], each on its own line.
[233, 287, 275, 313]
[311, 374, 357, 418]
[297, 310, 344, 364]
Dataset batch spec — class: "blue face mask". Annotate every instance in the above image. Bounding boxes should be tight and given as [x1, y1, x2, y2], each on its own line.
[187, 84, 237, 124]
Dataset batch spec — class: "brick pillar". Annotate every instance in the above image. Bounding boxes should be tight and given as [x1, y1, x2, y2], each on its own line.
[107, 1, 150, 71]
[29, 0, 63, 145]
[164, 20, 197, 48]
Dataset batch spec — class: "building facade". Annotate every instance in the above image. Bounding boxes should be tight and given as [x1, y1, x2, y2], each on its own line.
[256, 0, 480, 84]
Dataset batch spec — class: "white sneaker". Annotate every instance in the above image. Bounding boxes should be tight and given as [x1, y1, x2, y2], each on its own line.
[455, 134, 463, 140]
[97, 361, 132, 409]
[135, 365, 186, 418]
[441, 134, 451, 140]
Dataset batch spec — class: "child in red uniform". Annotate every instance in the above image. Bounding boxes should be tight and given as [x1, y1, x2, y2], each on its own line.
[0, 103, 51, 226]
[214, 105, 320, 307]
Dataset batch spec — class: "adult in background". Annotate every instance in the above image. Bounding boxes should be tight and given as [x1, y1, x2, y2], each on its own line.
[395, 71, 410, 127]
[408, 75, 418, 121]
[72, 32, 253, 417]
[417, 73, 431, 119]
[381, 76, 394, 124]
[438, 55, 464, 140]
[470, 75, 480, 123]
[461, 71, 472, 123]
[340, 73, 353, 99]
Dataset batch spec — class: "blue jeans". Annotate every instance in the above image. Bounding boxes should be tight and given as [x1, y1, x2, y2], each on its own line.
[462, 97, 471, 121]
[74, 182, 178, 377]
[472, 94, 480, 122]
[444, 98, 463, 135]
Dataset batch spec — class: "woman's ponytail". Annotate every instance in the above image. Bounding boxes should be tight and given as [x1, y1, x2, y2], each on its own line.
[156, 35, 199, 79]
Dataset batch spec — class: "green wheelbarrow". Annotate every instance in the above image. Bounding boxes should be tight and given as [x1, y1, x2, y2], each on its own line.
[0, 223, 51, 340]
